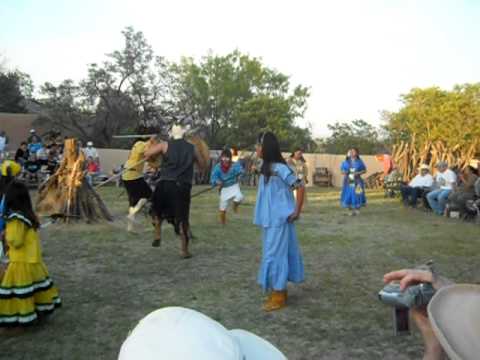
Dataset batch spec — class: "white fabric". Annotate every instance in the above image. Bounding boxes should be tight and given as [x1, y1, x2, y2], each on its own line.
[230, 329, 287, 360]
[170, 125, 187, 139]
[436, 169, 457, 190]
[0, 136, 6, 152]
[119, 307, 242, 360]
[409, 174, 433, 188]
[83, 147, 99, 159]
[118, 307, 286, 360]
[36, 147, 49, 161]
[219, 183, 244, 211]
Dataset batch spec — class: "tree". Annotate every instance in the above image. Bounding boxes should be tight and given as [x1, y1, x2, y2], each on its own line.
[0, 71, 27, 113]
[38, 27, 172, 146]
[169, 50, 312, 150]
[320, 119, 383, 154]
[384, 84, 480, 150]
[36, 29, 313, 149]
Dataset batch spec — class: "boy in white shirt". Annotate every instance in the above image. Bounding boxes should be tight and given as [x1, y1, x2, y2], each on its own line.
[400, 164, 434, 207]
[426, 161, 457, 215]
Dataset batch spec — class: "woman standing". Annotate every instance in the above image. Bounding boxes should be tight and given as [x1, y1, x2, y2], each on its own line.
[254, 132, 305, 312]
[340, 148, 367, 216]
[287, 148, 309, 184]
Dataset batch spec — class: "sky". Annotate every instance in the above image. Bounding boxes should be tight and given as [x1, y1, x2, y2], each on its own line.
[1, 0, 479, 137]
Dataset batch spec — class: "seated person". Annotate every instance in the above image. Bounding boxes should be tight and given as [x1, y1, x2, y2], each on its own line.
[383, 268, 478, 360]
[400, 164, 433, 207]
[447, 163, 478, 216]
[427, 162, 457, 215]
[36, 145, 49, 167]
[27, 138, 43, 155]
[14, 142, 29, 166]
[24, 154, 41, 181]
[46, 152, 59, 175]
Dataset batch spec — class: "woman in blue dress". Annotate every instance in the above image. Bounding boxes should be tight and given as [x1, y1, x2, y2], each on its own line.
[254, 132, 305, 312]
[340, 148, 367, 215]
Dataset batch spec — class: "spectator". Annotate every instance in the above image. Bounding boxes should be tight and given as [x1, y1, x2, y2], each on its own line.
[0, 131, 7, 158]
[24, 153, 41, 181]
[250, 152, 263, 187]
[400, 164, 434, 207]
[27, 128, 42, 144]
[83, 141, 100, 165]
[14, 142, 29, 166]
[383, 268, 478, 360]
[36, 145, 49, 167]
[427, 161, 457, 215]
[49, 143, 60, 161]
[287, 148, 309, 184]
[27, 136, 43, 155]
[85, 156, 100, 185]
[46, 151, 59, 175]
[447, 163, 478, 216]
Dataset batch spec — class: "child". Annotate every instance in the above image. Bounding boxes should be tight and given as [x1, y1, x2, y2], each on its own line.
[0, 181, 61, 328]
[254, 132, 305, 312]
[210, 149, 245, 225]
[0, 161, 22, 268]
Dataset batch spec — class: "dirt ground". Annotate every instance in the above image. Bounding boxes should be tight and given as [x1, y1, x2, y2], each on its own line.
[1, 186, 479, 359]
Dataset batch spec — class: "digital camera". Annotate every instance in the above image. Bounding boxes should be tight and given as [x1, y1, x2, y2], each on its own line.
[378, 282, 435, 309]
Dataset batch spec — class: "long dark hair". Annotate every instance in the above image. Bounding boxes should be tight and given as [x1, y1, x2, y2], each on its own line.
[0, 169, 16, 197]
[351, 147, 361, 159]
[258, 132, 286, 183]
[5, 181, 40, 229]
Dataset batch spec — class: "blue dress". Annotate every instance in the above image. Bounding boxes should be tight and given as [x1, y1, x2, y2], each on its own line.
[340, 158, 367, 209]
[254, 163, 305, 291]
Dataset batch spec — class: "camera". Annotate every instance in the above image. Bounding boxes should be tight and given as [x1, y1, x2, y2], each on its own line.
[379, 282, 435, 335]
[379, 282, 435, 308]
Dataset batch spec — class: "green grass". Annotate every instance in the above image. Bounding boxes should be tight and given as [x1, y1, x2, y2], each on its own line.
[2, 187, 479, 359]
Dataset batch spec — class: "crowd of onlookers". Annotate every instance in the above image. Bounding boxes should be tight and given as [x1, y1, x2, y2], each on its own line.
[0, 129, 102, 186]
[395, 160, 480, 220]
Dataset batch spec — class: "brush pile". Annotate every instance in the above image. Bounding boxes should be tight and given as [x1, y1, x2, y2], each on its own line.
[36, 138, 113, 222]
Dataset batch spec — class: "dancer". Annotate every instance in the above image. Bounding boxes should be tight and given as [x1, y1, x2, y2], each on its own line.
[340, 148, 367, 215]
[0, 181, 61, 328]
[254, 131, 305, 312]
[0, 161, 22, 269]
[144, 125, 207, 258]
[210, 149, 245, 225]
[122, 136, 160, 232]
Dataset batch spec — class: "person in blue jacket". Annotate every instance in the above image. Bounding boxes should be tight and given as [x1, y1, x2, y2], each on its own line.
[254, 132, 305, 312]
[210, 149, 245, 225]
[340, 148, 367, 216]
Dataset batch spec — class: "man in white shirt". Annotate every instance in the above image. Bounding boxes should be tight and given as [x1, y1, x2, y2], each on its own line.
[400, 164, 434, 207]
[83, 141, 100, 165]
[427, 161, 457, 215]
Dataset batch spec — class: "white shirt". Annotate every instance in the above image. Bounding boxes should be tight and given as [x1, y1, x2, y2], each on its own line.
[36, 147, 49, 161]
[83, 146, 99, 160]
[0, 136, 6, 152]
[435, 169, 457, 190]
[409, 174, 434, 188]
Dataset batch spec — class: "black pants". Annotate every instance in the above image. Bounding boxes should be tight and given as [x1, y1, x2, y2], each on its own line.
[400, 185, 425, 207]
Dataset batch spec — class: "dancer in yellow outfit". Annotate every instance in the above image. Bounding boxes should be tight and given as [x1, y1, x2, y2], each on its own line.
[0, 181, 61, 328]
[122, 137, 160, 232]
